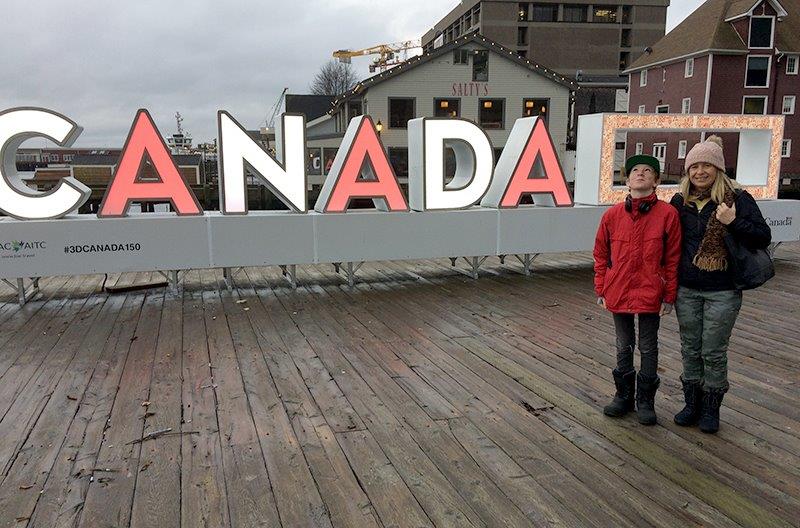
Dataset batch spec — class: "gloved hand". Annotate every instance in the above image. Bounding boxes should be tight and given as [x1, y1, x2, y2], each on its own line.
[660, 302, 673, 316]
[597, 297, 607, 309]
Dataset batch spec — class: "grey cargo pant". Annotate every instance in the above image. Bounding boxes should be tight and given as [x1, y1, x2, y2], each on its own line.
[674, 286, 742, 390]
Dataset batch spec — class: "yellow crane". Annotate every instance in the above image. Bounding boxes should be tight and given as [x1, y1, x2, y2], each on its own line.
[333, 40, 421, 72]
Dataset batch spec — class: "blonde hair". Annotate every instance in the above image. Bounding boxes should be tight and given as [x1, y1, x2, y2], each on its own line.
[681, 135, 739, 202]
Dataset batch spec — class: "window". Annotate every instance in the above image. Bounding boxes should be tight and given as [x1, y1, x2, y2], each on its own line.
[531, 3, 558, 22]
[388, 148, 409, 178]
[787, 55, 799, 75]
[563, 5, 587, 22]
[682, 98, 691, 114]
[781, 139, 791, 158]
[472, 50, 488, 81]
[635, 142, 643, 155]
[619, 51, 630, 69]
[638, 104, 646, 113]
[749, 16, 773, 48]
[592, 6, 616, 23]
[50, 154, 59, 162]
[640, 69, 647, 87]
[745, 56, 770, 87]
[523, 98, 548, 123]
[783, 96, 796, 115]
[517, 27, 528, 46]
[656, 105, 669, 113]
[621, 5, 633, 23]
[621, 29, 631, 47]
[519, 49, 528, 58]
[479, 99, 505, 129]
[518, 3, 529, 21]
[347, 101, 362, 120]
[685, 58, 694, 78]
[743, 96, 768, 114]
[678, 140, 687, 159]
[64, 154, 74, 162]
[388, 98, 415, 128]
[453, 49, 469, 64]
[435, 98, 460, 117]
[652, 143, 666, 163]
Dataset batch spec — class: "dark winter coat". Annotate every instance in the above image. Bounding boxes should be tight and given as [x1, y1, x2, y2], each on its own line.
[593, 194, 682, 313]
[670, 190, 771, 291]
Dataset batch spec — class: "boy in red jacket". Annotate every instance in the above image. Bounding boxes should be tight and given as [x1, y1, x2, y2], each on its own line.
[593, 155, 682, 425]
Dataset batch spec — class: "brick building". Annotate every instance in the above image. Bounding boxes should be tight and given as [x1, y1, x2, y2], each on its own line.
[624, 0, 799, 192]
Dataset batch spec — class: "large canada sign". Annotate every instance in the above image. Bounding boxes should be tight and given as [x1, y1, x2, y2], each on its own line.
[0, 107, 573, 220]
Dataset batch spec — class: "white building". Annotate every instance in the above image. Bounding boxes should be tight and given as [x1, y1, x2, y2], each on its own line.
[305, 32, 577, 191]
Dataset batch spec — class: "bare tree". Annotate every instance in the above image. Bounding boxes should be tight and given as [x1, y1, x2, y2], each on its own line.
[310, 61, 358, 96]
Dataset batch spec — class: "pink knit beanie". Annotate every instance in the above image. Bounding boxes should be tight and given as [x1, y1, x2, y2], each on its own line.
[685, 135, 725, 172]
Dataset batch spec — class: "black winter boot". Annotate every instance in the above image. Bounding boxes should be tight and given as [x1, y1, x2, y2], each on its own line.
[635, 373, 660, 425]
[603, 369, 636, 417]
[699, 388, 726, 434]
[674, 377, 704, 426]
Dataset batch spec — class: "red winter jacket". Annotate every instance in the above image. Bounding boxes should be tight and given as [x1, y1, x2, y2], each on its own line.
[593, 194, 682, 314]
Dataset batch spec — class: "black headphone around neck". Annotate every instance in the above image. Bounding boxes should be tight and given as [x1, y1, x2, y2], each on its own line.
[625, 194, 654, 213]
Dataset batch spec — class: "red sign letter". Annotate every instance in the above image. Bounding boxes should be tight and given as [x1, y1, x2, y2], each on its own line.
[499, 118, 572, 207]
[98, 109, 202, 217]
[315, 116, 408, 213]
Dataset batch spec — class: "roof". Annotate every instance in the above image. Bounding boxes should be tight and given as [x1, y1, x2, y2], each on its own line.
[71, 153, 203, 167]
[329, 31, 577, 114]
[626, 0, 797, 71]
[725, 0, 788, 20]
[285, 94, 337, 121]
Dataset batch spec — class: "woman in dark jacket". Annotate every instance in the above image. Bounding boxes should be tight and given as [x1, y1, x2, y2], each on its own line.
[670, 135, 771, 434]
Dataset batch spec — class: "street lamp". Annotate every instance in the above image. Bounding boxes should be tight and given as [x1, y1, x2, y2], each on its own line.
[375, 120, 383, 136]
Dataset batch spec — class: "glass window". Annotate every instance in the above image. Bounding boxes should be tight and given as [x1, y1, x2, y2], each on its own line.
[523, 98, 548, 124]
[453, 49, 469, 64]
[781, 139, 791, 158]
[635, 143, 643, 155]
[307, 148, 322, 175]
[787, 55, 798, 74]
[640, 69, 647, 87]
[388, 148, 408, 178]
[389, 98, 414, 128]
[685, 58, 694, 77]
[682, 98, 691, 113]
[517, 27, 528, 46]
[518, 3, 529, 21]
[746, 56, 770, 87]
[531, 3, 558, 22]
[563, 5, 587, 22]
[473, 50, 488, 81]
[593, 7, 616, 23]
[435, 98, 460, 117]
[656, 105, 669, 113]
[347, 101, 362, 120]
[749, 17, 773, 48]
[479, 99, 505, 129]
[638, 104, 645, 113]
[678, 140, 687, 159]
[743, 96, 767, 114]
[782, 95, 795, 115]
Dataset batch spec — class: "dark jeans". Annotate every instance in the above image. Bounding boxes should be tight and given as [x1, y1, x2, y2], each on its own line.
[612, 313, 661, 377]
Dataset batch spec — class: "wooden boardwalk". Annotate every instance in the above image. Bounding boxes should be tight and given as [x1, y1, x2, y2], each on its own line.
[0, 243, 799, 528]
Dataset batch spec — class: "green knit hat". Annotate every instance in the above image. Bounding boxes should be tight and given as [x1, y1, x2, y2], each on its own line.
[624, 154, 661, 176]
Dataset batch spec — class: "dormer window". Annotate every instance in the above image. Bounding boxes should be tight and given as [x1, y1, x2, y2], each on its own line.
[749, 16, 774, 49]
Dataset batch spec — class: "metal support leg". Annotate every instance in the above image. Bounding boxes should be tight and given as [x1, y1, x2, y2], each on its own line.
[17, 278, 25, 305]
[158, 270, 183, 293]
[223, 267, 243, 290]
[280, 264, 297, 289]
[449, 257, 457, 266]
[344, 261, 363, 287]
[2, 277, 40, 306]
[461, 256, 488, 279]
[768, 242, 782, 258]
[333, 262, 341, 274]
[513, 253, 538, 276]
[499, 254, 506, 264]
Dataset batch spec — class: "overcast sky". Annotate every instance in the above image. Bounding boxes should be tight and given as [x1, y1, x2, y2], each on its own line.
[0, 0, 704, 147]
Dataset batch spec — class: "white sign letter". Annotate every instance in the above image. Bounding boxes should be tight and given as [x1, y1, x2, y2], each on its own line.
[0, 108, 90, 219]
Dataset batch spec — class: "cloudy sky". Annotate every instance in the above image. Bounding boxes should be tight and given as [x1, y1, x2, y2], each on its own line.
[0, 0, 704, 147]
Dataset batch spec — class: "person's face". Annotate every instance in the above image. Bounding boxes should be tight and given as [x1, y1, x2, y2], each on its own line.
[688, 162, 718, 191]
[627, 164, 659, 192]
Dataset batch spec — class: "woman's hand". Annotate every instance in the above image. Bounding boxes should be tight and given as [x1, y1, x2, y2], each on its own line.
[597, 297, 607, 310]
[716, 203, 736, 225]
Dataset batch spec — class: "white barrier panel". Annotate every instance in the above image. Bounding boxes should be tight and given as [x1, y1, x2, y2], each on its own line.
[2, 200, 798, 281]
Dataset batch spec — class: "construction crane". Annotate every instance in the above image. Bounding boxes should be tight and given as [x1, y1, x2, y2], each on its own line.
[333, 40, 421, 73]
[264, 87, 288, 130]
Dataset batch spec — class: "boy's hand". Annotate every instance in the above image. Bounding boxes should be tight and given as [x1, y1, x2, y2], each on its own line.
[597, 297, 607, 309]
[716, 203, 736, 225]
[660, 302, 673, 316]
